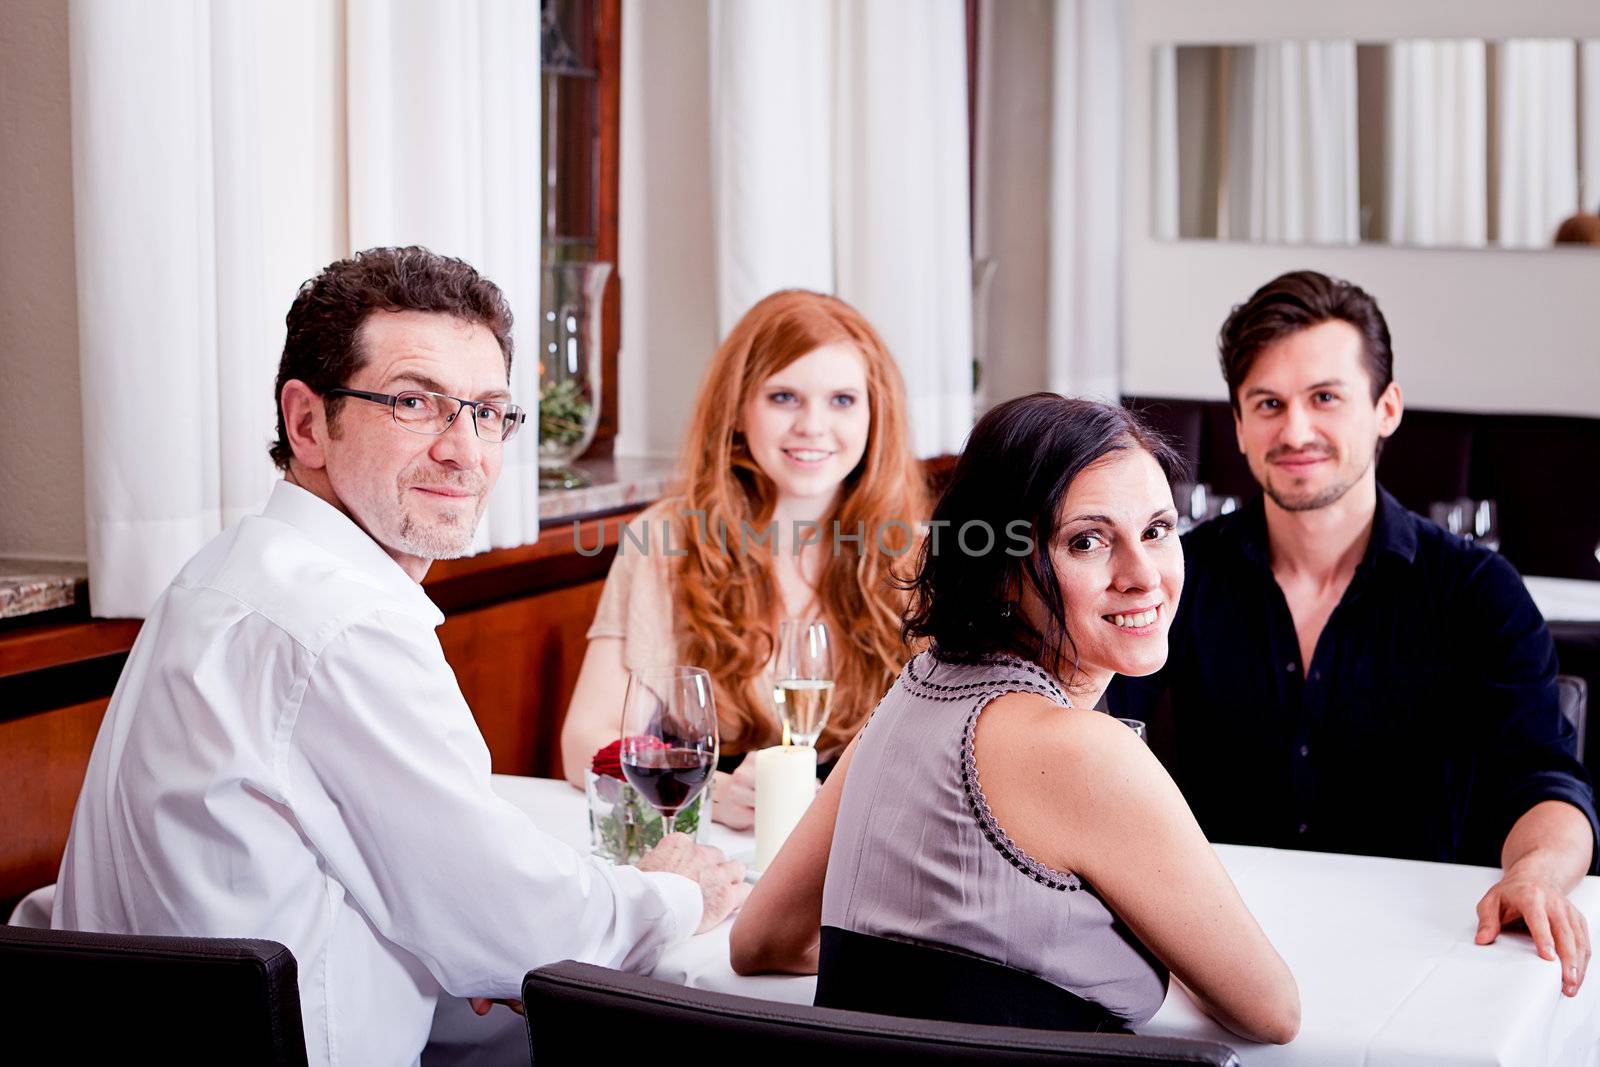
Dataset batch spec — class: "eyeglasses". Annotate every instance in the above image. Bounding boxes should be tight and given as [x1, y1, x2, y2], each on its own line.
[325, 388, 526, 443]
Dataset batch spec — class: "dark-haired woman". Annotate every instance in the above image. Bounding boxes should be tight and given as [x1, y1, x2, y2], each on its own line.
[729, 394, 1300, 1044]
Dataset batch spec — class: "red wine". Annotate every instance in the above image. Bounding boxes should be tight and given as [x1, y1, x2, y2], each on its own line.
[621, 747, 714, 814]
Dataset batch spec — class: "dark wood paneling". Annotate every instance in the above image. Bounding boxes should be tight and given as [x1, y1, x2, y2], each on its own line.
[0, 698, 109, 903]
[591, 0, 622, 458]
[0, 618, 142, 679]
[440, 579, 605, 780]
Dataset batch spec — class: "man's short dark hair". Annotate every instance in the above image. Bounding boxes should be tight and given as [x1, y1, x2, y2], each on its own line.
[1217, 270, 1393, 413]
[270, 246, 515, 471]
[902, 393, 1185, 675]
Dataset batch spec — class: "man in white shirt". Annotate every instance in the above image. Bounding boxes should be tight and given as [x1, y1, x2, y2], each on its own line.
[53, 247, 747, 1067]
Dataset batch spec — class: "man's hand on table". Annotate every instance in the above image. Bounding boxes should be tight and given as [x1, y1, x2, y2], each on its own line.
[1476, 863, 1591, 997]
[1478, 800, 1596, 997]
[711, 761, 757, 831]
[468, 998, 524, 1016]
[638, 832, 751, 934]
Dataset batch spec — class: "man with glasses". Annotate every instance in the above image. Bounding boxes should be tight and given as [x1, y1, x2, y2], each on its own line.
[54, 247, 748, 1067]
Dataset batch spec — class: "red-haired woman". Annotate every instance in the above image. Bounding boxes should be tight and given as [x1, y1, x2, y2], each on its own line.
[560, 290, 928, 828]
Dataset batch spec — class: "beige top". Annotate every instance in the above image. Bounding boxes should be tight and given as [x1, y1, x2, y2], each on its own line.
[585, 500, 683, 670]
[587, 500, 778, 741]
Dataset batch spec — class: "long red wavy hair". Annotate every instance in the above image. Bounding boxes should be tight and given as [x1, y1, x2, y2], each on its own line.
[673, 290, 927, 753]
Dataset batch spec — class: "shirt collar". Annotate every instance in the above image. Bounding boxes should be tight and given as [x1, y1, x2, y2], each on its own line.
[262, 480, 445, 625]
[1224, 483, 1418, 570]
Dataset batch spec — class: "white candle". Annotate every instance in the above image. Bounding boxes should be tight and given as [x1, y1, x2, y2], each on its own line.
[753, 744, 818, 870]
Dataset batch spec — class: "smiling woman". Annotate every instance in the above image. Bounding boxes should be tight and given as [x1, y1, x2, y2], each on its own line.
[559, 290, 929, 830]
[729, 394, 1302, 1046]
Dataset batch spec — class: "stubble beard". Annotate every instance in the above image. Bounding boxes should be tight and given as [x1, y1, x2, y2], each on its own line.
[1261, 439, 1377, 513]
[394, 479, 488, 560]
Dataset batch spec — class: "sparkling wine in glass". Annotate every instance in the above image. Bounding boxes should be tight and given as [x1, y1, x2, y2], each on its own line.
[774, 620, 834, 748]
[619, 667, 718, 836]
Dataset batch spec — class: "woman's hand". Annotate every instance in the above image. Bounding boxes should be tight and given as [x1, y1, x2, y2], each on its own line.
[713, 760, 758, 830]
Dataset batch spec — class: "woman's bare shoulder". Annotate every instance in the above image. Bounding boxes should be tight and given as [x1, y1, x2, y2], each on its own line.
[976, 692, 1157, 797]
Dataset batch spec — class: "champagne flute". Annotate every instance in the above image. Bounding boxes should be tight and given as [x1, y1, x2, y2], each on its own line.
[774, 620, 834, 748]
[619, 667, 718, 836]
[1115, 717, 1148, 741]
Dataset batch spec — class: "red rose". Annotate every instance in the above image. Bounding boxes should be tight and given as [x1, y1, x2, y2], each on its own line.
[591, 736, 667, 780]
[591, 739, 624, 780]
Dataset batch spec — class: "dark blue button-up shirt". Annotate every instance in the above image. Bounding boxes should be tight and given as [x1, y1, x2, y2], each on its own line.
[1109, 487, 1599, 870]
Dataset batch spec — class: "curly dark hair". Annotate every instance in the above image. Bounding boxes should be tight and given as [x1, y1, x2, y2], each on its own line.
[902, 393, 1184, 675]
[1217, 269, 1392, 414]
[270, 246, 514, 471]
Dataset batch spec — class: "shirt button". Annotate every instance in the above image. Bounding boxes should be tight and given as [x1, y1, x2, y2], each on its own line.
[1285, 662, 1298, 673]
[1297, 822, 1309, 834]
[1310, 670, 1321, 682]
[1298, 744, 1310, 757]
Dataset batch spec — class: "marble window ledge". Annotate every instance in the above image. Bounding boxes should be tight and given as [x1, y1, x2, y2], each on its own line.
[0, 458, 677, 621]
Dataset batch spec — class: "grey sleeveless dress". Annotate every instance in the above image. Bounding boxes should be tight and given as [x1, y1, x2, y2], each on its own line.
[820, 651, 1169, 1026]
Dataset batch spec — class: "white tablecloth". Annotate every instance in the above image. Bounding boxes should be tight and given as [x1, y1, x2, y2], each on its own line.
[491, 775, 1600, 1067]
[1526, 576, 1600, 624]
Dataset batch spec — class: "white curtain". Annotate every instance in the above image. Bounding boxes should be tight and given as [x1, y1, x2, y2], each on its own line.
[1222, 41, 1359, 245]
[709, 0, 833, 323]
[71, 1, 286, 618]
[1579, 41, 1600, 215]
[710, 0, 973, 458]
[71, 0, 539, 617]
[1385, 40, 1487, 247]
[346, 0, 540, 553]
[1047, 0, 1125, 401]
[1495, 40, 1579, 248]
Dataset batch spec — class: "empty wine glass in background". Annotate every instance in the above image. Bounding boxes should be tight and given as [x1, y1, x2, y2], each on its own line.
[1173, 482, 1239, 531]
[1470, 499, 1500, 552]
[619, 667, 718, 836]
[1172, 482, 1209, 533]
[774, 619, 834, 748]
[1429, 497, 1500, 552]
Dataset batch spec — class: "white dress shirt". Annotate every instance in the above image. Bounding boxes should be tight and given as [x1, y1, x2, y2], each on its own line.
[54, 481, 702, 1067]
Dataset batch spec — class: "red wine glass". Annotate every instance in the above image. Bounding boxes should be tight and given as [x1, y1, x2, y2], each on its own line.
[619, 667, 718, 836]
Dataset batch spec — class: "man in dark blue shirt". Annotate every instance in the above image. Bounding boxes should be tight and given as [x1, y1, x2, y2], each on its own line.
[1110, 270, 1598, 998]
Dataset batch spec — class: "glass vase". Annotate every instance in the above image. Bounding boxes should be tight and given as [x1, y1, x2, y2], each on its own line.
[585, 769, 710, 865]
[539, 260, 612, 489]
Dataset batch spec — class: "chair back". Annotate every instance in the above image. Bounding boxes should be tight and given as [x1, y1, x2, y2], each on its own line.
[0, 924, 309, 1067]
[523, 960, 1239, 1066]
[816, 925, 1133, 1032]
[1558, 674, 1588, 760]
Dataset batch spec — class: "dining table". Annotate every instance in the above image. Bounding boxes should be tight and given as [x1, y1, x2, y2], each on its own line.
[493, 774, 1600, 1067]
[1526, 576, 1600, 625]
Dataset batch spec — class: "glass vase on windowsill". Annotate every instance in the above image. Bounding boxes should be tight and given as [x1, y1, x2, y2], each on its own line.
[585, 739, 710, 864]
[538, 260, 612, 490]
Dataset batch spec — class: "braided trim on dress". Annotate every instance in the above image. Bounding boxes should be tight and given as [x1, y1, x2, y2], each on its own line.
[958, 677, 1083, 893]
[903, 652, 1071, 706]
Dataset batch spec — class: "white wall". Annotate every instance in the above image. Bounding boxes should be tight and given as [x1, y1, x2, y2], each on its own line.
[616, 0, 719, 460]
[1126, 0, 1600, 416]
[0, 0, 85, 560]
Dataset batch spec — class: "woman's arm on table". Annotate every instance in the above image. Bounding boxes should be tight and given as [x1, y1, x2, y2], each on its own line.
[559, 636, 630, 788]
[729, 737, 859, 975]
[977, 695, 1300, 1045]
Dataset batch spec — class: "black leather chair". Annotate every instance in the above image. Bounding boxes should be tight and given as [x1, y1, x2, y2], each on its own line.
[523, 960, 1240, 1066]
[1558, 674, 1589, 761]
[0, 924, 309, 1066]
[815, 925, 1137, 1032]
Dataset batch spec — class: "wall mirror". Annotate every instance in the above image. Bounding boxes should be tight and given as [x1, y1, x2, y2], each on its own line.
[1156, 39, 1600, 250]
